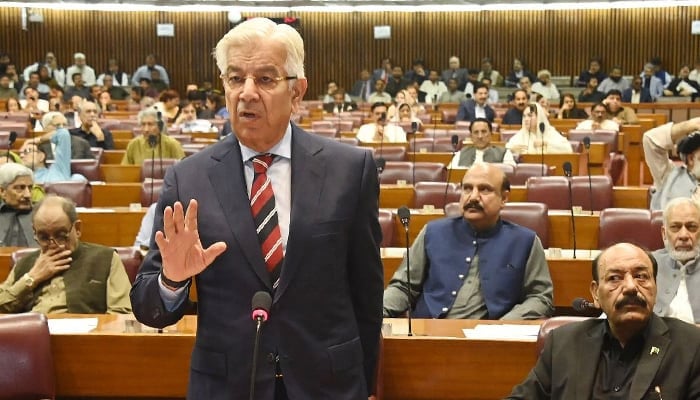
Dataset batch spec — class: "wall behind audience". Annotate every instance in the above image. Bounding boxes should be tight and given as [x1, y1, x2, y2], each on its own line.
[1, 6, 699, 100]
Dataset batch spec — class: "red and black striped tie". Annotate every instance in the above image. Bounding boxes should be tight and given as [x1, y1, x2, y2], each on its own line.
[250, 154, 284, 288]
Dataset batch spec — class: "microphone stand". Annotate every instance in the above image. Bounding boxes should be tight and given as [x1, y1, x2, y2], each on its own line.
[539, 122, 545, 176]
[398, 206, 413, 337]
[410, 122, 417, 185]
[584, 138, 594, 215]
[249, 314, 265, 400]
[442, 135, 460, 209]
[564, 164, 577, 259]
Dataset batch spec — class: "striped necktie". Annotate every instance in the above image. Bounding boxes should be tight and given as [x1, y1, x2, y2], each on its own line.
[250, 154, 284, 287]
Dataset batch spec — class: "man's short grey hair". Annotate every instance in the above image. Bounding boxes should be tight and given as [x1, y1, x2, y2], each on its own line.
[213, 17, 305, 84]
[663, 197, 700, 227]
[137, 107, 167, 135]
[77, 99, 96, 113]
[0, 163, 33, 189]
[41, 111, 63, 131]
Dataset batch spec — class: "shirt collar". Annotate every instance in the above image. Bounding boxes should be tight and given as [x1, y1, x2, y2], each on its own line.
[239, 123, 292, 162]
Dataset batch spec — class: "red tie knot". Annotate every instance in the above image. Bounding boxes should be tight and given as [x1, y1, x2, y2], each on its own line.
[253, 154, 274, 174]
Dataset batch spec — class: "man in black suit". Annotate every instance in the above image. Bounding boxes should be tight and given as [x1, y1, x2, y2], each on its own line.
[130, 17, 383, 400]
[622, 76, 653, 104]
[507, 242, 700, 399]
[456, 84, 495, 123]
[323, 90, 357, 114]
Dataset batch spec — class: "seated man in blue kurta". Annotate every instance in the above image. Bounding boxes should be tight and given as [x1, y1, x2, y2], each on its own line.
[383, 162, 554, 319]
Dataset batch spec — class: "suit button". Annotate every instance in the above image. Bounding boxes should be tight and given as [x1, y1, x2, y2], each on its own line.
[472, 240, 477, 245]
[465, 257, 471, 262]
[451, 291, 457, 296]
[442, 307, 449, 312]
[458, 274, 465, 279]
[613, 386, 620, 392]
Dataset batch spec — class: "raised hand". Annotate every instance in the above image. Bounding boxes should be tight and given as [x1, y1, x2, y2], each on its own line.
[154, 199, 227, 283]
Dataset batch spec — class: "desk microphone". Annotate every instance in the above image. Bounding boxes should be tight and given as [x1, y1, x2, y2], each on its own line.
[563, 161, 577, 259]
[410, 121, 418, 185]
[249, 291, 272, 400]
[397, 206, 413, 337]
[375, 157, 386, 177]
[539, 122, 546, 175]
[572, 297, 599, 312]
[148, 134, 158, 205]
[6, 131, 17, 163]
[582, 136, 594, 215]
[378, 112, 386, 159]
[443, 134, 460, 208]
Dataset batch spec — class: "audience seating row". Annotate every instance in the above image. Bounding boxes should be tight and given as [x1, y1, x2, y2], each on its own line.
[42, 179, 163, 208]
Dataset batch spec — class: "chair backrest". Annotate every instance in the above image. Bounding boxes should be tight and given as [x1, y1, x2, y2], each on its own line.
[598, 208, 653, 249]
[0, 122, 29, 138]
[525, 176, 570, 210]
[433, 136, 462, 152]
[310, 128, 337, 138]
[536, 316, 589, 355]
[441, 109, 458, 124]
[336, 137, 359, 147]
[501, 202, 550, 247]
[378, 209, 395, 248]
[70, 159, 101, 181]
[409, 138, 435, 153]
[114, 246, 144, 284]
[11, 248, 37, 268]
[0, 313, 56, 400]
[569, 129, 619, 152]
[413, 182, 460, 209]
[140, 158, 178, 180]
[650, 210, 665, 251]
[44, 180, 92, 207]
[375, 146, 407, 161]
[571, 175, 613, 211]
[512, 163, 550, 186]
[90, 147, 104, 162]
[141, 178, 164, 206]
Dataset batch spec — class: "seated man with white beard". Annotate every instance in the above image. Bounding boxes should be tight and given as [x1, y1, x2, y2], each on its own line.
[652, 197, 700, 323]
[643, 116, 700, 210]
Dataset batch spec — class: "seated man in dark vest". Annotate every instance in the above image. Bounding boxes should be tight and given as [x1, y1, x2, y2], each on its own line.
[383, 163, 553, 319]
[449, 118, 516, 168]
[0, 163, 37, 247]
[0, 195, 132, 314]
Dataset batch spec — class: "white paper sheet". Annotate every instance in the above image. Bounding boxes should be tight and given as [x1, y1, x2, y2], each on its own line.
[463, 324, 541, 341]
[48, 318, 98, 334]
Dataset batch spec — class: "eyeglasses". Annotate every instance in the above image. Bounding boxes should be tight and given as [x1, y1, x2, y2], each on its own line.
[222, 74, 297, 91]
[34, 222, 75, 246]
[20, 148, 37, 155]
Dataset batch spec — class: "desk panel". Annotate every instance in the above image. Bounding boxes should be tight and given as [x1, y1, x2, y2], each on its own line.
[519, 153, 583, 176]
[91, 183, 142, 207]
[78, 208, 145, 246]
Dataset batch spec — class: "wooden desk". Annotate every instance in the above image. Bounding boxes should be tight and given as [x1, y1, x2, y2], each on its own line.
[102, 149, 126, 164]
[91, 183, 142, 207]
[100, 164, 142, 182]
[47, 314, 538, 399]
[77, 208, 145, 246]
[411, 152, 453, 165]
[381, 248, 597, 309]
[379, 184, 415, 209]
[519, 153, 583, 176]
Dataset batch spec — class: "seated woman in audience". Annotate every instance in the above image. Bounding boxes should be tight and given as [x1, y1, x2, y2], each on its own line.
[4, 97, 21, 113]
[128, 86, 145, 109]
[96, 90, 117, 114]
[506, 102, 573, 155]
[405, 85, 426, 114]
[556, 93, 588, 119]
[391, 103, 422, 131]
[535, 93, 556, 118]
[121, 107, 185, 165]
[199, 92, 227, 120]
[153, 89, 180, 123]
[386, 89, 408, 121]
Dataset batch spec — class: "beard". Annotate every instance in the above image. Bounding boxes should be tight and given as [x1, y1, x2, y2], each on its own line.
[610, 76, 622, 82]
[665, 239, 700, 263]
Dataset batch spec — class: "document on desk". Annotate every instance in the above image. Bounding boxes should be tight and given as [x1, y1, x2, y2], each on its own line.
[76, 207, 116, 213]
[463, 324, 541, 342]
[48, 318, 99, 334]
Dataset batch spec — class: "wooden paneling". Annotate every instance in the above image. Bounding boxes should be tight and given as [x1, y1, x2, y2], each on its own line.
[1, 7, 700, 101]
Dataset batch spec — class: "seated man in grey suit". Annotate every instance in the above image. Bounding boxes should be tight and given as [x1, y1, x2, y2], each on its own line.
[652, 197, 700, 323]
[507, 242, 700, 399]
[449, 118, 516, 168]
[456, 84, 495, 123]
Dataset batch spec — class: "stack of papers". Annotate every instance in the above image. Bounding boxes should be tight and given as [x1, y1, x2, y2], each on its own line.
[48, 318, 98, 334]
[463, 324, 540, 341]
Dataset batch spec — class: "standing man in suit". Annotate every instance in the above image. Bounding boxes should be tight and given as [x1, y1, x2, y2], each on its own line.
[456, 84, 495, 123]
[130, 17, 384, 400]
[507, 242, 700, 399]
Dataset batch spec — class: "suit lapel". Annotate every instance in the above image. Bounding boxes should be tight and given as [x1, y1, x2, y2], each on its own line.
[575, 322, 604, 399]
[630, 316, 670, 400]
[207, 137, 272, 290]
[274, 126, 324, 302]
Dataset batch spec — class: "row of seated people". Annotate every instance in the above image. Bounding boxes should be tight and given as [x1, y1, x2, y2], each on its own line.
[378, 199, 664, 251]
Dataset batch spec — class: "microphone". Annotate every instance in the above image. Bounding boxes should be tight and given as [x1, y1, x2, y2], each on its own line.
[54, 102, 60, 112]
[6, 131, 17, 163]
[410, 121, 418, 185]
[397, 206, 413, 336]
[563, 161, 577, 259]
[378, 112, 386, 159]
[375, 157, 386, 176]
[572, 297, 599, 312]
[443, 134, 460, 208]
[582, 136, 594, 215]
[539, 121, 546, 176]
[148, 134, 157, 205]
[249, 291, 272, 400]
[156, 111, 164, 133]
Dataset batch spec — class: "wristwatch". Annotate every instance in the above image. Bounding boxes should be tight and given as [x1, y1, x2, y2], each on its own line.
[23, 273, 35, 289]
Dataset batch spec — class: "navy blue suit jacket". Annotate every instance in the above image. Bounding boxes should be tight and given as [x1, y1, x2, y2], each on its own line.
[130, 125, 384, 400]
[456, 99, 495, 123]
[622, 87, 653, 103]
